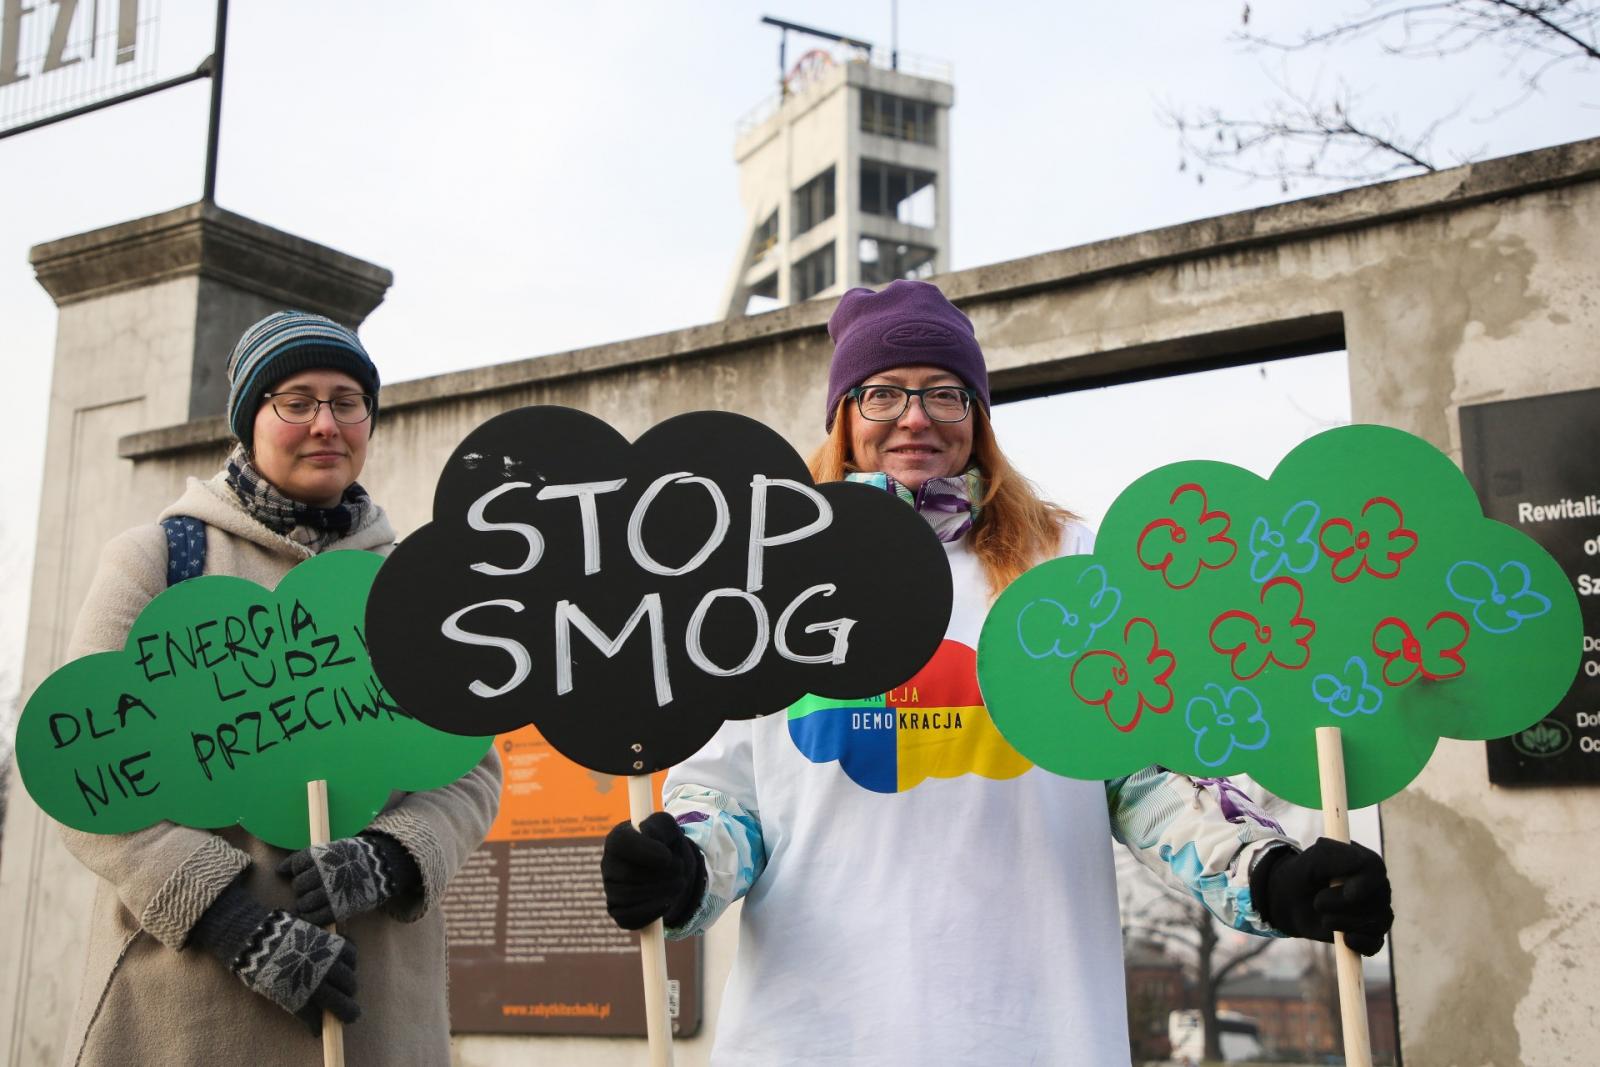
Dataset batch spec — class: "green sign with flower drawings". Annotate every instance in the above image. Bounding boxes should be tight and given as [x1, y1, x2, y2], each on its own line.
[16, 551, 493, 849]
[976, 424, 1583, 809]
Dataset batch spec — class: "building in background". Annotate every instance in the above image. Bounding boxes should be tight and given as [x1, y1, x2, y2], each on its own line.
[1218, 972, 1397, 1064]
[1123, 938, 1189, 1061]
[722, 38, 952, 317]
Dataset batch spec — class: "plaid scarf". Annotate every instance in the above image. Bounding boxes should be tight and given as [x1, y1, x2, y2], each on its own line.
[846, 467, 983, 543]
[225, 445, 373, 553]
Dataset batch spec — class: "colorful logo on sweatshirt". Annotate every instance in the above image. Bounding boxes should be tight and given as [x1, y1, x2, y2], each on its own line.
[787, 639, 1032, 793]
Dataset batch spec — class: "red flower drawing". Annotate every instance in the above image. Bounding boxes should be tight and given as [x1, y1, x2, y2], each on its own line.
[1069, 617, 1177, 733]
[1136, 483, 1238, 590]
[1371, 612, 1470, 686]
[1208, 576, 1317, 680]
[1318, 496, 1418, 583]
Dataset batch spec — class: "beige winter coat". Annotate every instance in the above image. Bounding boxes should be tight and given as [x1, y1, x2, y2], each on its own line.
[58, 473, 502, 1067]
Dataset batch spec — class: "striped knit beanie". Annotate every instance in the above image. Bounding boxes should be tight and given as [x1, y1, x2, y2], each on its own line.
[226, 310, 380, 452]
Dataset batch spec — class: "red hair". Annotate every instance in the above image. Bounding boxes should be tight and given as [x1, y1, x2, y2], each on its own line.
[808, 401, 1075, 596]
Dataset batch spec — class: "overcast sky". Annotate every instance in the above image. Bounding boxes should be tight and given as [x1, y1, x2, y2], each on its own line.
[1, 2, 1594, 747]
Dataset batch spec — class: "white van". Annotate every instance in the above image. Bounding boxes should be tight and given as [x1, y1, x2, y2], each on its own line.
[1168, 1008, 1266, 1064]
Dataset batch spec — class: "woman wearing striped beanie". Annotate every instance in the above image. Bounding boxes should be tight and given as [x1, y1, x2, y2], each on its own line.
[221, 309, 383, 539]
[55, 310, 501, 1066]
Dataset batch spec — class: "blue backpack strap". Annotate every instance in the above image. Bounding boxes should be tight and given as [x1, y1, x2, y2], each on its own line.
[160, 516, 208, 587]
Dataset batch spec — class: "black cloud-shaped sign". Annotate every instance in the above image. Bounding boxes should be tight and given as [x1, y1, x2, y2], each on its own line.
[366, 407, 953, 775]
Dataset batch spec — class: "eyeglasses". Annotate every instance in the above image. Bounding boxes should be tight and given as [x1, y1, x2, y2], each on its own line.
[847, 384, 975, 423]
[263, 392, 375, 425]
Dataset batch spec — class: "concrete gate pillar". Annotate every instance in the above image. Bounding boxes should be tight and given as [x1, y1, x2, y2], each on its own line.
[0, 201, 390, 1066]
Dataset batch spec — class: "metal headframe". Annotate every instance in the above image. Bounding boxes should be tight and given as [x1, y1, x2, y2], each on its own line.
[759, 15, 873, 95]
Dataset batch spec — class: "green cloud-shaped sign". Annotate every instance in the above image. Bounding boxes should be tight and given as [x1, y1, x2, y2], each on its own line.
[977, 424, 1582, 809]
[17, 552, 492, 849]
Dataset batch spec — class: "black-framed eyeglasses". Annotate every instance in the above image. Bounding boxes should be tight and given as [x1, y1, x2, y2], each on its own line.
[263, 392, 375, 425]
[847, 384, 975, 423]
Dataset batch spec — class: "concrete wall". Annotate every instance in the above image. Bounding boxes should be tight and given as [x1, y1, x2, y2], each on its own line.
[0, 274, 205, 1067]
[0, 203, 391, 1067]
[7, 138, 1600, 1065]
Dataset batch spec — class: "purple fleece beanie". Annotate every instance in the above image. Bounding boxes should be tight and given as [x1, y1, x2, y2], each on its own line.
[824, 279, 990, 430]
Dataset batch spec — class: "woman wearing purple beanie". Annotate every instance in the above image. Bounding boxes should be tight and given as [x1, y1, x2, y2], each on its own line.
[602, 279, 1392, 1065]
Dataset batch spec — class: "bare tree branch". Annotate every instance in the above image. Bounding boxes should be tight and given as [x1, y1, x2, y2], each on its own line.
[1241, 1, 1599, 63]
[1123, 886, 1293, 1061]
[1165, 82, 1445, 190]
[1171, 0, 1599, 190]
[1123, 919, 1202, 953]
[1213, 933, 1277, 986]
[1485, 1, 1600, 61]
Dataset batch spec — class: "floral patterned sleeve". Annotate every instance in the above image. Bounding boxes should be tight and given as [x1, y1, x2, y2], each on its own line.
[1105, 767, 1300, 935]
[660, 721, 767, 939]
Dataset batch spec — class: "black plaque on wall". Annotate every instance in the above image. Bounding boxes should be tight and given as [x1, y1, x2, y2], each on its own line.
[1460, 387, 1600, 785]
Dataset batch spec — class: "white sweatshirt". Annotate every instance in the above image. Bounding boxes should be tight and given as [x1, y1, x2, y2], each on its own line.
[665, 526, 1293, 1067]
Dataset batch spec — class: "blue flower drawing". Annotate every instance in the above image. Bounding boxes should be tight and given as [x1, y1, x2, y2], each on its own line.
[1446, 560, 1552, 634]
[1184, 683, 1270, 768]
[1311, 656, 1384, 718]
[1247, 500, 1321, 583]
[1015, 564, 1122, 660]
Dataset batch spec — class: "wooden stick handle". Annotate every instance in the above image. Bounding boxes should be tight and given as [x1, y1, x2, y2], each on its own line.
[628, 773, 676, 1067]
[1315, 727, 1373, 1067]
[306, 780, 346, 1067]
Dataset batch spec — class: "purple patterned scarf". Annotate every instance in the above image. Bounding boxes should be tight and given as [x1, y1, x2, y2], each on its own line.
[846, 468, 983, 543]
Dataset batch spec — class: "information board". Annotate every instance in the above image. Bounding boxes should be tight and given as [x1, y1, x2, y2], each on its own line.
[1, 0, 170, 133]
[442, 726, 700, 1036]
[1461, 387, 1600, 785]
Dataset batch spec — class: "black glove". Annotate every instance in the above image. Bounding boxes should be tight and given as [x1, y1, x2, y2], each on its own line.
[190, 883, 360, 1034]
[277, 832, 422, 926]
[1251, 838, 1394, 956]
[601, 812, 707, 930]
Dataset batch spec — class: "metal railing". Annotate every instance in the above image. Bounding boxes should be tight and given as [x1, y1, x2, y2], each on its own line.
[867, 47, 953, 83]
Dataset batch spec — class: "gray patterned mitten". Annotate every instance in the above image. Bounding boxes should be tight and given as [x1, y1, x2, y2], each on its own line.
[277, 832, 422, 926]
[191, 884, 360, 1034]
